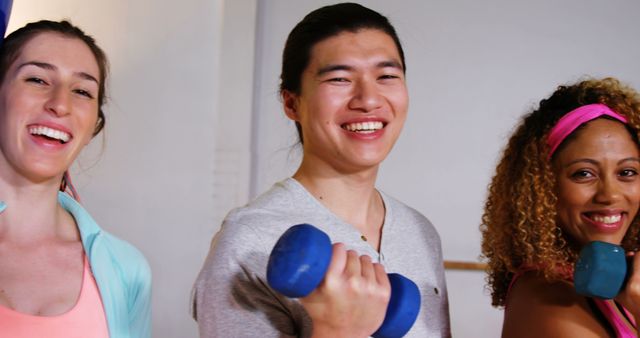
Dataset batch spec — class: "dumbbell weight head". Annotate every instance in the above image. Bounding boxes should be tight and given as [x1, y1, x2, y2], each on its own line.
[574, 241, 627, 299]
[372, 273, 421, 338]
[267, 223, 333, 298]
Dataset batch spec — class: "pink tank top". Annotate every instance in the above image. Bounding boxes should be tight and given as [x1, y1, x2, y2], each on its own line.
[508, 270, 637, 337]
[0, 256, 110, 338]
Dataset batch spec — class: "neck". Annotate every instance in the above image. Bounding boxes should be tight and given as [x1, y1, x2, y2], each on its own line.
[294, 156, 385, 248]
[0, 175, 77, 243]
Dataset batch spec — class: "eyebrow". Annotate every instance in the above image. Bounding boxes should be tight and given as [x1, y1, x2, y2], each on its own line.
[619, 157, 640, 165]
[316, 59, 404, 76]
[564, 157, 640, 167]
[17, 61, 99, 84]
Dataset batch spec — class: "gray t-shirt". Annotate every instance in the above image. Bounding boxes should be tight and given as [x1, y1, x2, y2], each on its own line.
[192, 178, 451, 337]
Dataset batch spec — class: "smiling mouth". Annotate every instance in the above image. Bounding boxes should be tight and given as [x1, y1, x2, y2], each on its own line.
[590, 214, 622, 224]
[341, 121, 385, 134]
[583, 212, 624, 230]
[29, 126, 71, 144]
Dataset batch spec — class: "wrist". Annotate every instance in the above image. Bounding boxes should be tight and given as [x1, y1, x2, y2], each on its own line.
[310, 323, 369, 338]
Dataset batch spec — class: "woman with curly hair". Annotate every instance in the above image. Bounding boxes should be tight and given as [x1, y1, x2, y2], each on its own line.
[481, 77, 640, 337]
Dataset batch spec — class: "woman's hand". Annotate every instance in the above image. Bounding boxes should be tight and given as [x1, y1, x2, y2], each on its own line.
[300, 243, 391, 338]
[615, 252, 640, 322]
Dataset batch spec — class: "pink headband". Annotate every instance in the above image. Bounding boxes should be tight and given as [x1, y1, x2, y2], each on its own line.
[547, 103, 628, 158]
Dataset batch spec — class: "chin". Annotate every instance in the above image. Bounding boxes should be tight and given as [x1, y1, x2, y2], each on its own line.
[21, 164, 68, 183]
[355, 150, 390, 164]
[585, 234, 627, 246]
[352, 158, 385, 170]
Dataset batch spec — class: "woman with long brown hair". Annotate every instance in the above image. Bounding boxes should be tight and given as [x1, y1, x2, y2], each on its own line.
[0, 20, 151, 338]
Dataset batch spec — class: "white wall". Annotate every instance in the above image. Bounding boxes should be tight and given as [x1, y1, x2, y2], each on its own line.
[7, 0, 640, 337]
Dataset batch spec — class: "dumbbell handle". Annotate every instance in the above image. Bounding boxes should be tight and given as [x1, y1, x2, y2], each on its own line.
[267, 224, 421, 338]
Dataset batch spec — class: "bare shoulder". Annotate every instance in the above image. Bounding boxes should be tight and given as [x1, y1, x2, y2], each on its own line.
[502, 271, 612, 338]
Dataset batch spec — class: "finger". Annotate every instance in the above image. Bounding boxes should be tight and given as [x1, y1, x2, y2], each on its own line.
[624, 255, 640, 302]
[360, 254, 375, 281]
[326, 243, 347, 277]
[373, 262, 390, 289]
[629, 252, 640, 283]
[344, 250, 361, 278]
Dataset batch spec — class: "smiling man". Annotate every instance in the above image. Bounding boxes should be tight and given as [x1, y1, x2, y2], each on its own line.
[192, 4, 451, 338]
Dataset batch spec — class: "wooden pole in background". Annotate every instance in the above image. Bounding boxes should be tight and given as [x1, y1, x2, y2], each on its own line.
[444, 260, 487, 271]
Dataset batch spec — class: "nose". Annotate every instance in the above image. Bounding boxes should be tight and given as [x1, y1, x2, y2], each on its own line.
[45, 87, 71, 117]
[593, 177, 622, 205]
[348, 77, 382, 112]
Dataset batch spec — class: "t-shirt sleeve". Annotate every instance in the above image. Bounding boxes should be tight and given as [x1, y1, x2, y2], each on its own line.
[192, 217, 308, 338]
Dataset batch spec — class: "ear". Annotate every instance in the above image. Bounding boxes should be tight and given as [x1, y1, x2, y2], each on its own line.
[282, 90, 300, 122]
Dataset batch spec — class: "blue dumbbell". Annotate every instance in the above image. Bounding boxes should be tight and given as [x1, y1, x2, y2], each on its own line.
[574, 241, 628, 299]
[267, 223, 421, 338]
[0, 0, 12, 44]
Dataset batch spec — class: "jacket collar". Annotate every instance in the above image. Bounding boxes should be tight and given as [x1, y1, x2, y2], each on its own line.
[57, 191, 102, 252]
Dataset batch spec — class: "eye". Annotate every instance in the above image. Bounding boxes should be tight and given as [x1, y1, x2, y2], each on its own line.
[379, 74, 400, 80]
[26, 77, 47, 85]
[571, 169, 595, 180]
[327, 77, 349, 83]
[73, 88, 95, 99]
[619, 168, 638, 178]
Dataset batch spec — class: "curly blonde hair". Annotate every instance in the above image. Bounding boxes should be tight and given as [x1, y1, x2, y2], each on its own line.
[480, 77, 640, 307]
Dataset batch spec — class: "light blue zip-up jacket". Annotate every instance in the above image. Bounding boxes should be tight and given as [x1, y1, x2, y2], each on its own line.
[59, 192, 152, 338]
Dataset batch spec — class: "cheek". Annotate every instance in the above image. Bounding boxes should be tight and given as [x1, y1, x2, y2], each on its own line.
[627, 185, 640, 217]
[314, 91, 345, 115]
[556, 182, 588, 218]
[300, 99, 338, 126]
[0, 107, 24, 134]
[78, 108, 100, 143]
[557, 179, 587, 203]
[389, 86, 409, 113]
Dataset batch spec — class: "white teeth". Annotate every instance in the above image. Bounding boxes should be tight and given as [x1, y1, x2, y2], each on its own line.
[28, 126, 71, 143]
[592, 214, 622, 224]
[343, 121, 384, 132]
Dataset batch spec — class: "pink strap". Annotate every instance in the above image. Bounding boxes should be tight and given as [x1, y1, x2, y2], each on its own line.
[591, 299, 637, 337]
[547, 103, 627, 158]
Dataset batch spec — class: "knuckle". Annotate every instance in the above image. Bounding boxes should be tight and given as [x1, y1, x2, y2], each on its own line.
[331, 243, 346, 254]
[628, 279, 640, 295]
[373, 262, 387, 272]
[381, 283, 392, 298]
[346, 250, 359, 259]
[347, 275, 363, 291]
